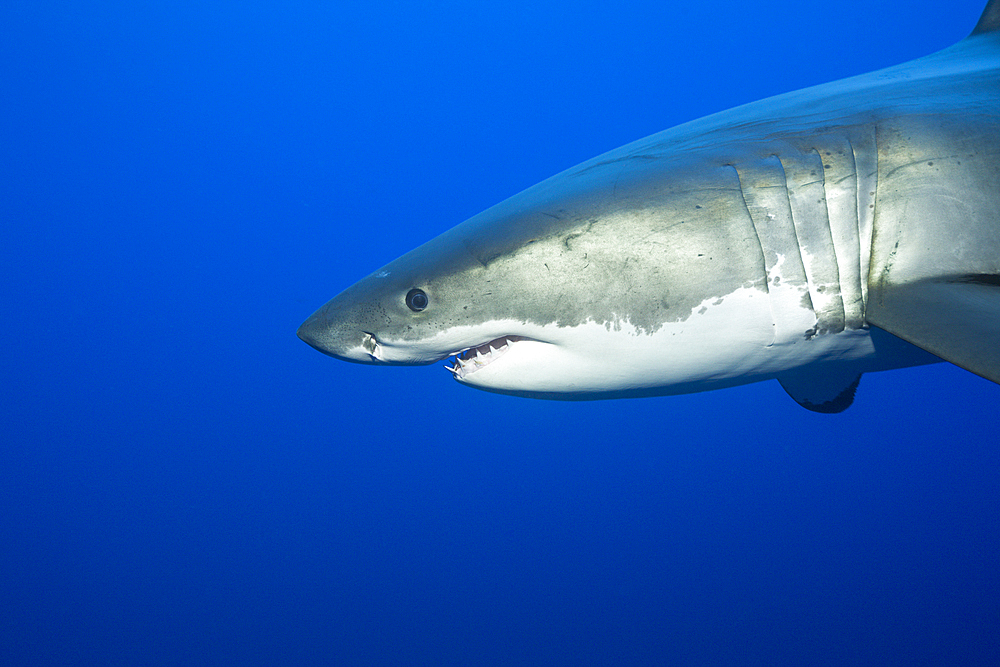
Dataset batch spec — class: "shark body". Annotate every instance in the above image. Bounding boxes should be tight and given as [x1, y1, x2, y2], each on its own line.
[298, 2, 1000, 412]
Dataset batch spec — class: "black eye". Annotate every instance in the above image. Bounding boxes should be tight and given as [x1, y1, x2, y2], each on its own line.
[405, 288, 428, 312]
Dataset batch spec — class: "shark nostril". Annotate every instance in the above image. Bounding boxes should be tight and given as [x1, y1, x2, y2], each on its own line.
[361, 332, 382, 360]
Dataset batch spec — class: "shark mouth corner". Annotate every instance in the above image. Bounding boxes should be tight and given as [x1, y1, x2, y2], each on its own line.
[446, 335, 528, 379]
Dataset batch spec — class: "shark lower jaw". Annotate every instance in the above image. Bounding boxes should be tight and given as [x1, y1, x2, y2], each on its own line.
[445, 335, 532, 380]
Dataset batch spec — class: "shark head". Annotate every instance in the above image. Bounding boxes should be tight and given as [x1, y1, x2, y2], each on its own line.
[297, 155, 808, 400]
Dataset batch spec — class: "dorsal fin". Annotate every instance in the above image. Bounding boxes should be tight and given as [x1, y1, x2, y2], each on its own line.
[971, 0, 1000, 35]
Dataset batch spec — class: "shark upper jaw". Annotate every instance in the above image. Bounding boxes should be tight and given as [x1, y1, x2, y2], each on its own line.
[296, 296, 550, 372]
[444, 335, 532, 380]
[365, 330, 543, 379]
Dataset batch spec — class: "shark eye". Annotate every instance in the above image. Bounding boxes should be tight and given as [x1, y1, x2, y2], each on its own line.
[405, 288, 428, 312]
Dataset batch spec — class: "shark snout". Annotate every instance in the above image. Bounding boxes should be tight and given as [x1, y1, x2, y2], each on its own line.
[296, 312, 333, 355]
[296, 308, 381, 364]
[295, 311, 344, 358]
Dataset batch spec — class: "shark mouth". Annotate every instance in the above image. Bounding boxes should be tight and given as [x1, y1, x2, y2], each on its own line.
[446, 335, 527, 379]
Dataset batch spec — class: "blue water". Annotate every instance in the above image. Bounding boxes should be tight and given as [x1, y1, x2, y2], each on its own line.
[3, 1, 998, 665]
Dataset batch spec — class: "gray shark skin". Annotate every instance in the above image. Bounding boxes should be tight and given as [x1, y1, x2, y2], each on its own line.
[298, 1, 1000, 412]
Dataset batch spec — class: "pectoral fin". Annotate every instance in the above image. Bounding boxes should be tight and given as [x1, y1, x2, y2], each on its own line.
[866, 276, 1000, 385]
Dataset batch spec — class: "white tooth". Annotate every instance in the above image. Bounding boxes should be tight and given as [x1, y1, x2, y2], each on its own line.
[446, 365, 459, 375]
[488, 344, 497, 355]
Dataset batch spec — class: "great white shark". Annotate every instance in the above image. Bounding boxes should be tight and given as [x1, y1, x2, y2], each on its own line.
[298, 2, 1000, 412]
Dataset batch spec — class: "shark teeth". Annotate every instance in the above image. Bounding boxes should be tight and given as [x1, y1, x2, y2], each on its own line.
[446, 336, 521, 379]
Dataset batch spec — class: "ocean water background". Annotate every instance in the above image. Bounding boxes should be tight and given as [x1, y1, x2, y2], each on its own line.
[3, 1, 998, 664]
